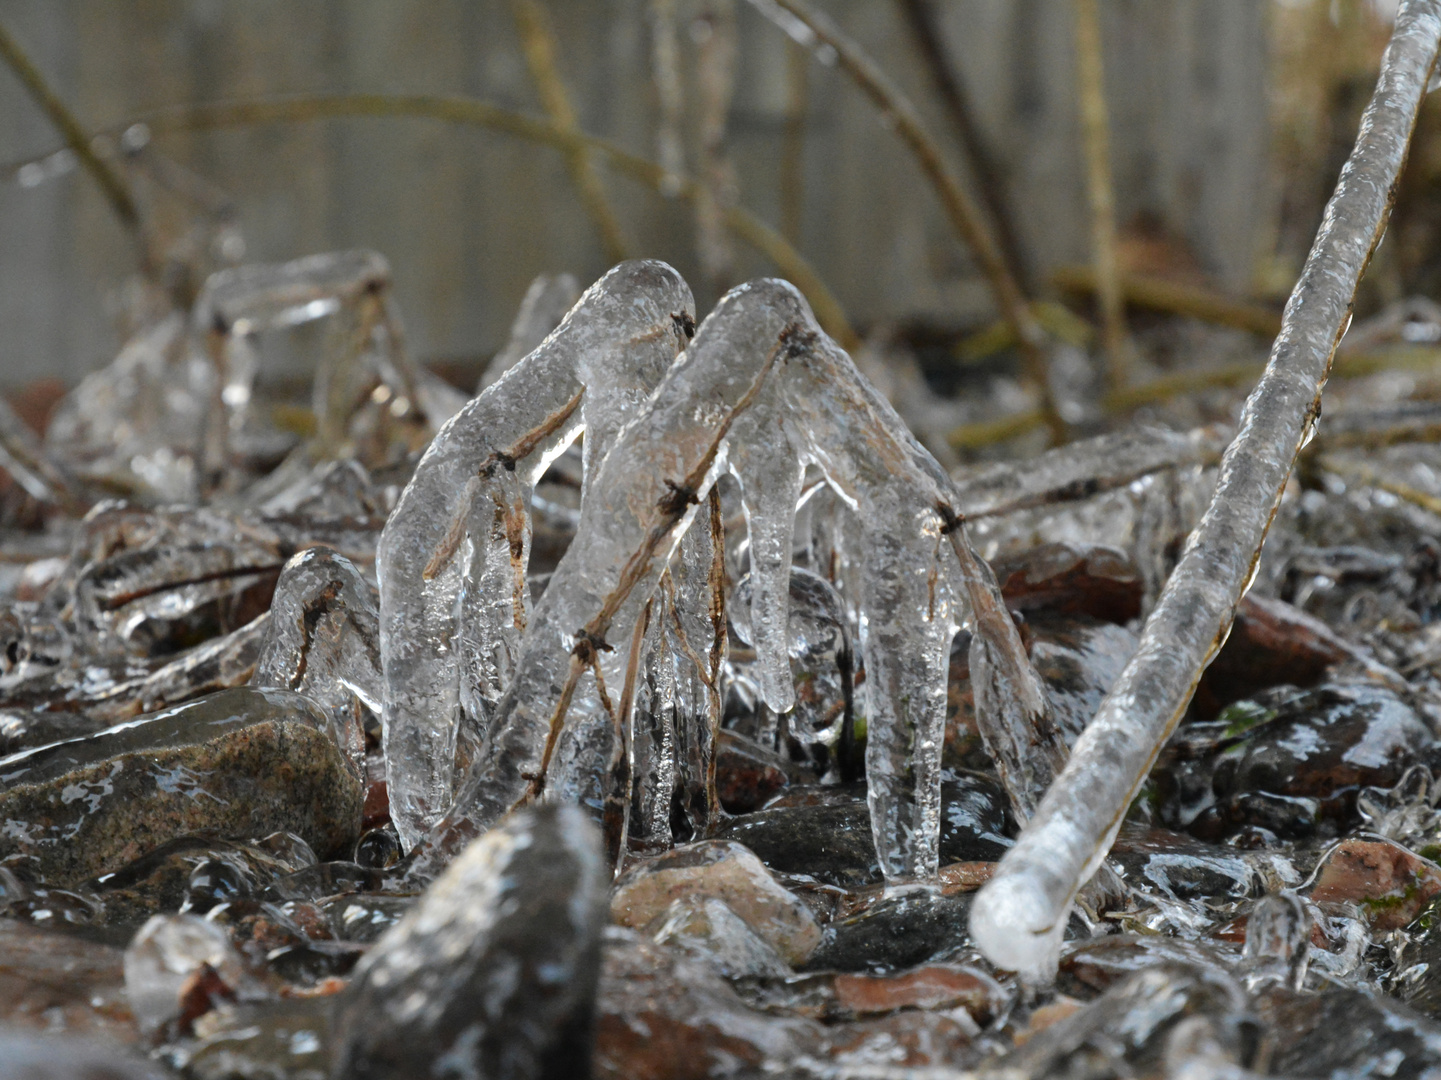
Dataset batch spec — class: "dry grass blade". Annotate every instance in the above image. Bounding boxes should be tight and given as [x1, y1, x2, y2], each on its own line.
[752, 0, 1067, 442]
[1073, 0, 1128, 389]
[0, 20, 146, 264]
[114, 93, 857, 350]
[509, 0, 631, 265]
[970, 0, 1441, 983]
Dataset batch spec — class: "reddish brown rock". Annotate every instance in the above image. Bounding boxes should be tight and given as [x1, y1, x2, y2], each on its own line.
[714, 730, 790, 814]
[1307, 836, 1441, 930]
[832, 963, 1003, 1022]
[611, 841, 821, 966]
[595, 929, 820, 1080]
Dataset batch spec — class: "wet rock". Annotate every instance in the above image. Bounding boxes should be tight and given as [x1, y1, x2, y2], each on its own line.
[594, 928, 820, 1080]
[0, 707, 106, 757]
[1001, 963, 1257, 1080]
[0, 918, 136, 1042]
[947, 614, 1137, 768]
[1193, 593, 1373, 719]
[330, 804, 609, 1080]
[611, 841, 821, 966]
[0, 687, 362, 886]
[1307, 835, 1441, 930]
[86, 834, 316, 929]
[831, 963, 1004, 1022]
[803, 887, 975, 973]
[990, 541, 1143, 624]
[1109, 824, 1258, 902]
[714, 730, 790, 814]
[1255, 983, 1441, 1080]
[647, 896, 791, 981]
[1181, 681, 1435, 840]
[1057, 936, 1242, 1000]
[0, 1028, 170, 1080]
[820, 1009, 980, 1071]
[715, 774, 1013, 888]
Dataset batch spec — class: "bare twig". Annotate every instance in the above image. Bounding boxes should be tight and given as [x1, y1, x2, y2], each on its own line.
[509, 0, 631, 264]
[779, 37, 810, 243]
[1073, 0, 1129, 389]
[103, 93, 858, 349]
[970, 0, 1441, 983]
[894, 0, 1029, 288]
[752, 0, 1067, 442]
[1053, 264, 1283, 337]
[0, 20, 147, 265]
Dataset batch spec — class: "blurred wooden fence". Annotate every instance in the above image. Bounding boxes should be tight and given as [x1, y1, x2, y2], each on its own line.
[0, 0, 1266, 387]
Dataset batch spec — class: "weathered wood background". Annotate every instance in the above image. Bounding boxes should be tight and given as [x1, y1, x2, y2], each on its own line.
[0, 0, 1268, 387]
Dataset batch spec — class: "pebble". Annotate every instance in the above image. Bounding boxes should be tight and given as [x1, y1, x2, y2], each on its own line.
[330, 804, 610, 1080]
[715, 775, 1013, 888]
[594, 928, 820, 1080]
[0, 686, 363, 886]
[1255, 982, 1441, 1080]
[1187, 681, 1435, 840]
[803, 887, 975, 973]
[646, 895, 792, 981]
[611, 840, 822, 966]
[1307, 836, 1441, 931]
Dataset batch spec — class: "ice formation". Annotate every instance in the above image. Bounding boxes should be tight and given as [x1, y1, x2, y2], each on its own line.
[970, 0, 1441, 983]
[381, 263, 1058, 885]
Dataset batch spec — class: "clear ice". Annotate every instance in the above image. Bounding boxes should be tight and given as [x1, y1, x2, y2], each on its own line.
[971, 0, 1441, 983]
[383, 267, 1058, 886]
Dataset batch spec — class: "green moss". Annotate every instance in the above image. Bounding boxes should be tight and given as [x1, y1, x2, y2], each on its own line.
[1218, 699, 1278, 739]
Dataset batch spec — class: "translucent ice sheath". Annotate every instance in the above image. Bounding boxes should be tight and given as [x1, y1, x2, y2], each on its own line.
[417, 277, 1049, 883]
[971, 0, 1441, 983]
[378, 261, 695, 849]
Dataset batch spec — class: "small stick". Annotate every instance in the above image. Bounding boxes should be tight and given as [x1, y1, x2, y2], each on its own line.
[894, 0, 1030, 289]
[970, 0, 1441, 983]
[509, 0, 631, 265]
[0, 20, 148, 267]
[1073, 0, 1129, 389]
[755, 0, 1067, 443]
[779, 37, 810, 243]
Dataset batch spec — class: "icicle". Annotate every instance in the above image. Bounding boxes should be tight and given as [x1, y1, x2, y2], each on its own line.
[971, 0, 1441, 984]
[378, 260, 694, 849]
[732, 441, 805, 713]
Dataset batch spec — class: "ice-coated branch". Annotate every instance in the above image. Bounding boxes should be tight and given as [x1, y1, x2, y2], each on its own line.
[970, 0, 1441, 983]
[378, 260, 695, 849]
[408, 273, 1056, 885]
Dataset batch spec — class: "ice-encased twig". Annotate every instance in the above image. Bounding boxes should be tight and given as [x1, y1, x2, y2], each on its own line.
[378, 261, 695, 849]
[970, 0, 1441, 983]
[414, 276, 1052, 883]
[252, 546, 381, 774]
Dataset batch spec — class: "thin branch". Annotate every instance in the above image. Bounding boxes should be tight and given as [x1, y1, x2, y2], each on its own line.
[1073, 0, 1129, 389]
[970, 0, 1441, 983]
[894, 0, 1030, 289]
[779, 37, 810, 243]
[753, 0, 1067, 442]
[0, 21, 145, 249]
[101, 93, 858, 350]
[509, 0, 631, 264]
[1052, 264, 1282, 337]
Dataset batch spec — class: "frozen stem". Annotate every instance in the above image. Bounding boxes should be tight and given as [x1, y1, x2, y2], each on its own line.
[970, 0, 1441, 983]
